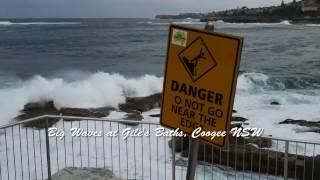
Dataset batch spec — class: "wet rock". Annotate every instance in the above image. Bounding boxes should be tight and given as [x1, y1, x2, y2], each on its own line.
[20, 101, 59, 118]
[232, 116, 248, 122]
[299, 128, 320, 133]
[246, 136, 272, 148]
[119, 93, 162, 113]
[17, 101, 60, 128]
[149, 114, 160, 117]
[270, 101, 281, 105]
[125, 111, 143, 121]
[52, 167, 121, 180]
[122, 111, 143, 126]
[17, 101, 115, 128]
[93, 107, 115, 116]
[24, 101, 55, 111]
[230, 122, 243, 129]
[279, 119, 320, 128]
[61, 108, 106, 118]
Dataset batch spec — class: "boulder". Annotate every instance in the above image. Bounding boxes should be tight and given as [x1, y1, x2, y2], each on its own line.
[24, 101, 55, 111]
[61, 108, 106, 118]
[122, 111, 144, 126]
[52, 167, 121, 180]
[279, 119, 320, 129]
[230, 122, 243, 129]
[17, 101, 60, 128]
[245, 136, 273, 148]
[17, 101, 115, 128]
[270, 101, 281, 105]
[149, 114, 160, 118]
[232, 116, 248, 122]
[119, 93, 162, 113]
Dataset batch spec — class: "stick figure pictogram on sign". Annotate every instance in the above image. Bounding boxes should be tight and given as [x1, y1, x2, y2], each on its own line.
[179, 37, 217, 82]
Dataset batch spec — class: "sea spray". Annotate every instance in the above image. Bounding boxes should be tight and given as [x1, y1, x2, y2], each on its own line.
[0, 72, 163, 124]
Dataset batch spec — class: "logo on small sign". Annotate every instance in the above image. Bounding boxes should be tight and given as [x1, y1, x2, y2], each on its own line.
[172, 29, 187, 47]
[179, 37, 217, 82]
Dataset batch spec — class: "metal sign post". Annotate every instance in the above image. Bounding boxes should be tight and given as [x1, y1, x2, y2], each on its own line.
[185, 22, 214, 180]
[186, 137, 199, 180]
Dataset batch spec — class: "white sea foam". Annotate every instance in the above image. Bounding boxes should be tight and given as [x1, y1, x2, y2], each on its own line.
[0, 21, 80, 26]
[215, 20, 225, 23]
[235, 73, 320, 142]
[237, 72, 270, 90]
[0, 21, 12, 25]
[306, 24, 320, 27]
[139, 19, 294, 27]
[0, 71, 319, 143]
[138, 20, 204, 25]
[172, 21, 205, 25]
[0, 72, 163, 124]
[280, 20, 291, 25]
[214, 20, 292, 28]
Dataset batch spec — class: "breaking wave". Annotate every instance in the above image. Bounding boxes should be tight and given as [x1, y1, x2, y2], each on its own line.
[237, 72, 320, 90]
[306, 24, 320, 27]
[138, 20, 204, 25]
[0, 71, 319, 125]
[0, 72, 163, 124]
[214, 20, 291, 27]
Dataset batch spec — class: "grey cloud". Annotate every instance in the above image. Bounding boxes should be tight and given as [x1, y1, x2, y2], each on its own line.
[0, 0, 292, 18]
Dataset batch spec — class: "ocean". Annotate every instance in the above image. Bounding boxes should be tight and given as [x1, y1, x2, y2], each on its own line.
[0, 18, 320, 142]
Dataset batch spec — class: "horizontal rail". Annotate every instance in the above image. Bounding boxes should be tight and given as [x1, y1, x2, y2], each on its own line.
[0, 115, 47, 129]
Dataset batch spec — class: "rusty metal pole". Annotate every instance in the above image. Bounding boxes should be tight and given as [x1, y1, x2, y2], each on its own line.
[186, 22, 214, 180]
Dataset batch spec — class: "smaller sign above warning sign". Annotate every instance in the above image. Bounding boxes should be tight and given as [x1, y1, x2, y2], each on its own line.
[160, 25, 243, 148]
[172, 28, 188, 47]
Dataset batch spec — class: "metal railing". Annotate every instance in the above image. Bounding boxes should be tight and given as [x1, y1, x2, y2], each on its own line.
[0, 115, 319, 180]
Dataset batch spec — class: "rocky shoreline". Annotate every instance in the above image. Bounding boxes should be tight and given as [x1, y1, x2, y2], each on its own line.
[200, 16, 320, 24]
[156, 1, 320, 24]
[16, 93, 320, 135]
[16, 93, 162, 128]
[15, 92, 320, 178]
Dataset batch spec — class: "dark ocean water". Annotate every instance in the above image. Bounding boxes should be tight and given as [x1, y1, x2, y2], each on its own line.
[0, 18, 319, 86]
[0, 18, 319, 141]
[0, 19, 168, 81]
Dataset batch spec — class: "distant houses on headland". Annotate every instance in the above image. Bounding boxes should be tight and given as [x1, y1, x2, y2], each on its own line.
[302, 0, 320, 12]
[156, 0, 320, 24]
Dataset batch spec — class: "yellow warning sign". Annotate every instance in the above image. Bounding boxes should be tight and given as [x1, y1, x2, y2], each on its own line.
[160, 25, 243, 147]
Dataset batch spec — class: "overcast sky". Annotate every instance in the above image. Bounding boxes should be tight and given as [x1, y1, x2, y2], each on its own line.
[0, 0, 292, 18]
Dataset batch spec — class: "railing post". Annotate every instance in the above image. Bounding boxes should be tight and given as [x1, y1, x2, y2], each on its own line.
[171, 137, 176, 180]
[45, 117, 52, 180]
[284, 140, 289, 180]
